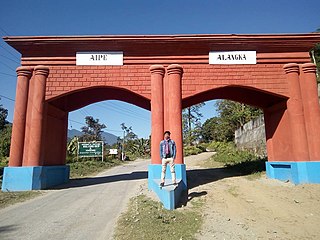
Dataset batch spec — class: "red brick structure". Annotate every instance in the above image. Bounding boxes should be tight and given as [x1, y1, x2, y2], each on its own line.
[2, 34, 320, 194]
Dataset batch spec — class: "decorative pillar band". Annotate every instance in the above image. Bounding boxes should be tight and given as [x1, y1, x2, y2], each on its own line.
[16, 66, 33, 77]
[34, 65, 50, 76]
[283, 63, 300, 74]
[301, 63, 317, 74]
[149, 65, 165, 76]
[167, 64, 183, 75]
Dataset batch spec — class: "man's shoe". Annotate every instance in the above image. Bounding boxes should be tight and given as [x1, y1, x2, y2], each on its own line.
[173, 182, 177, 186]
[160, 182, 164, 188]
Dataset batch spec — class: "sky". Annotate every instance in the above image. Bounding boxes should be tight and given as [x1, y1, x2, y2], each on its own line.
[0, 0, 319, 138]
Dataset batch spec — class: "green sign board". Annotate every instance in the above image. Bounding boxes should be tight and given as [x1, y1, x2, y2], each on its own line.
[78, 141, 104, 158]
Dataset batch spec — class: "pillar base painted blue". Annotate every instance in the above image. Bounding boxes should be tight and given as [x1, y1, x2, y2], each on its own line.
[266, 161, 320, 184]
[148, 164, 187, 210]
[1, 165, 70, 192]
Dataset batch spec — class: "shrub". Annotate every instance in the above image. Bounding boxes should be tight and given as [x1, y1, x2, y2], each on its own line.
[183, 145, 206, 157]
[207, 141, 266, 174]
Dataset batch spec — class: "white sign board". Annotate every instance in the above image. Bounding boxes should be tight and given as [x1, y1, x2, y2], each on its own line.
[209, 51, 256, 65]
[76, 52, 123, 66]
[109, 149, 118, 155]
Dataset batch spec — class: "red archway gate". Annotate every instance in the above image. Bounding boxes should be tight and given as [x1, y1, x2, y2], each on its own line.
[2, 34, 320, 205]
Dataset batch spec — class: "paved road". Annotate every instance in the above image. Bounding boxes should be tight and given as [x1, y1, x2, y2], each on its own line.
[0, 159, 149, 240]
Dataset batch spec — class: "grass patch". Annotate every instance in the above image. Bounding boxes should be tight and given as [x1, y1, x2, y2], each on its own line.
[0, 191, 43, 209]
[68, 158, 124, 179]
[114, 194, 203, 240]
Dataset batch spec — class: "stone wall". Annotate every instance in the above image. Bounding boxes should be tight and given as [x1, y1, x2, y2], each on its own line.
[234, 115, 267, 157]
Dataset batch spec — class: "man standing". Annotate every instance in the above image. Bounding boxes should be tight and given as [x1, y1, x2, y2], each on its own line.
[159, 131, 176, 187]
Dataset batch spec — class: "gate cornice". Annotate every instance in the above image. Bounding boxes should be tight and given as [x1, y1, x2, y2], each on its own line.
[4, 33, 320, 66]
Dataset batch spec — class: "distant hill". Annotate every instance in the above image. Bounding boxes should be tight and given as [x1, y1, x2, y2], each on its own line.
[67, 129, 118, 145]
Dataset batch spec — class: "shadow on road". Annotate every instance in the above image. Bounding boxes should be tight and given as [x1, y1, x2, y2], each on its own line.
[0, 225, 19, 236]
[51, 171, 148, 189]
[52, 159, 265, 193]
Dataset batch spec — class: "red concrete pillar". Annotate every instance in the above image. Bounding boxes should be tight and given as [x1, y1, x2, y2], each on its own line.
[27, 66, 49, 166]
[8, 67, 33, 167]
[300, 63, 320, 160]
[150, 65, 165, 164]
[22, 72, 35, 166]
[283, 63, 310, 161]
[163, 73, 170, 131]
[167, 64, 184, 164]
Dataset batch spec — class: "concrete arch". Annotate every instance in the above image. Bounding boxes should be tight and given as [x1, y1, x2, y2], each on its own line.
[181, 84, 291, 163]
[3, 34, 320, 195]
[48, 85, 151, 112]
[42, 85, 151, 168]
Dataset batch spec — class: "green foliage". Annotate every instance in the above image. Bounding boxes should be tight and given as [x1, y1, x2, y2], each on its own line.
[0, 99, 8, 131]
[80, 116, 106, 141]
[310, 42, 320, 82]
[0, 124, 12, 159]
[120, 123, 150, 159]
[121, 123, 137, 141]
[125, 138, 150, 159]
[209, 141, 256, 164]
[201, 100, 262, 142]
[67, 136, 78, 157]
[183, 145, 206, 157]
[206, 141, 266, 175]
[217, 100, 262, 129]
[0, 101, 11, 159]
[201, 116, 234, 142]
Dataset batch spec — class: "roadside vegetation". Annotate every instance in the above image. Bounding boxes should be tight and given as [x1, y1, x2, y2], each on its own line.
[204, 141, 266, 178]
[114, 194, 204, 240]
[0, 191, 43, 209]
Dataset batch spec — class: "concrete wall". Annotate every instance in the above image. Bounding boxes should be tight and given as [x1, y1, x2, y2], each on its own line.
[234, 115, 267, 157]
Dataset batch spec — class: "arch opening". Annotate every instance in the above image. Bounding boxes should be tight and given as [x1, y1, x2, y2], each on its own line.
[182, 85, 288, 110]
[181, 84, 291, 164]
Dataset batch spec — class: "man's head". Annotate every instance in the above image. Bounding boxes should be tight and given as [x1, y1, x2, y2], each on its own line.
[164, 131, 171, 140]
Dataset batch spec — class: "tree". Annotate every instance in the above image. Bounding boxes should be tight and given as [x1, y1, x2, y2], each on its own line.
[0, 99, 8, 131]
[0, 124, 11, 159]
[182, 103, 205, 145]
[217, 100, 262, 129]
[119, 123, 150, 158]
[129, 138, 150, 157]
[200, 100, 262, 143]
[120, 123, 137, 141]
[0, 99, 11, 159]
[310, 42, 320, 82]
[310, 27, 320, 82]
[80, 116, 106, 141]
[201, 116, 234, 142]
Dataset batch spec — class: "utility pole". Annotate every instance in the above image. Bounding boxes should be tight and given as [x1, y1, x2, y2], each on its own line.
[121, 130, 125, 160]
[188, 107, 192, 146]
